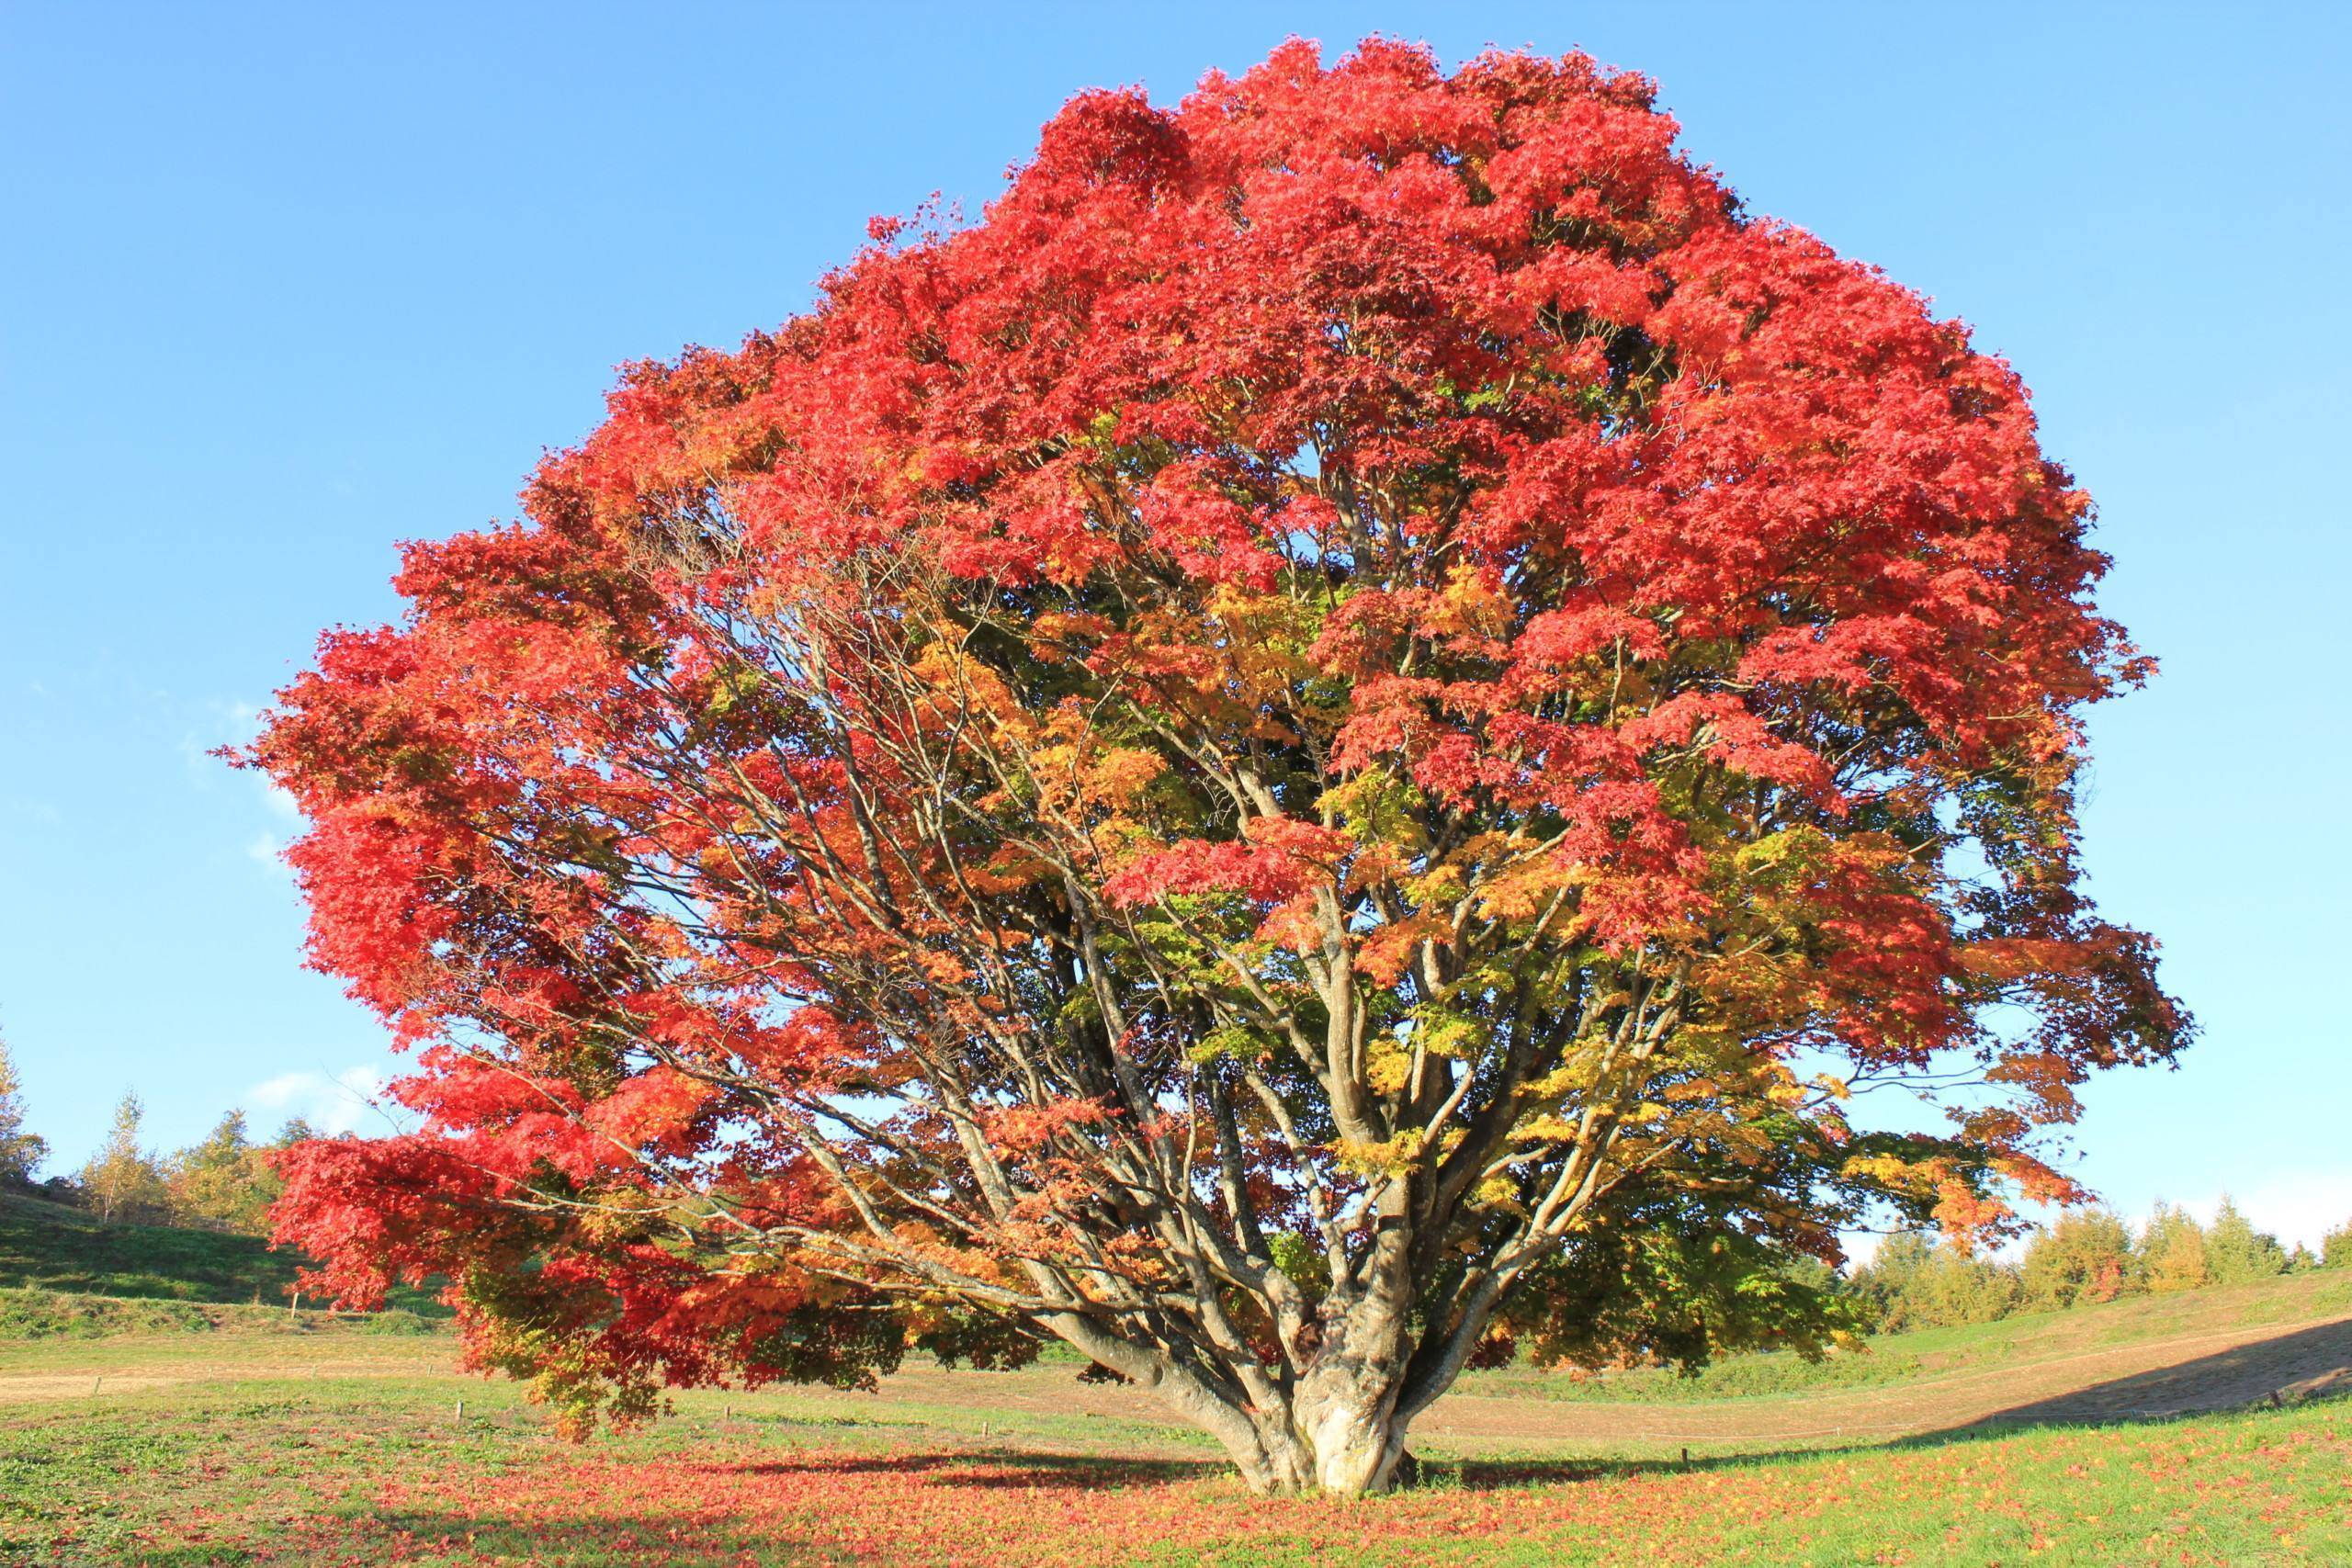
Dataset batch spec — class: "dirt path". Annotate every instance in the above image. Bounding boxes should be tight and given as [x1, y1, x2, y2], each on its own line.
[0, 1352, 440, 1405]
[6, 1312, 2345, 1452]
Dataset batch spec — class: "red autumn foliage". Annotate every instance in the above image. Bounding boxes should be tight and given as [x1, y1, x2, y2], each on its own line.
[243, 39, 2186, 1495]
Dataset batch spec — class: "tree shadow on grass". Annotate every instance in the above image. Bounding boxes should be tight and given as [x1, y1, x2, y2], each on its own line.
[693, 1314, 2352, 1500]
[342, 1453, 1216, 1564]
[1421, 1316, 2352, 1494]
[1939, 1314, 2352, 1435]
[722, 1448, 1216, 1487]
[334, 1511, 829, 1568]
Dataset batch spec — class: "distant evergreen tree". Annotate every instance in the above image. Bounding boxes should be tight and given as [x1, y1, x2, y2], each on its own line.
[2318, 1217, 2352, 1270]
[78, 1091, 170, 1222]
[1851, 1232, 2021, 1332]
[0, 1032, 49, 1185]
[165, 1109, 279, 1233]
[2137, 1203, 2209, 1293]
[2021, 1209, 2137, 1308]
[2201, 1196, 2289, 1285]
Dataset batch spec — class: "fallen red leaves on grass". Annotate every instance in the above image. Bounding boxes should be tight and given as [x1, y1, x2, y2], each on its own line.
[218, 1417, 2348, 1568]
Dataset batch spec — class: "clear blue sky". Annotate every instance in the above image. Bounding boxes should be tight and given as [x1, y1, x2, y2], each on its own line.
[4, 4, 2346, 1246]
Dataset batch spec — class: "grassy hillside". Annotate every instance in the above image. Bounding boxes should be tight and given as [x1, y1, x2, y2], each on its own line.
[1461, 1267, 2352, 1404]
[0, 1188, 301, 1303]
[0, 1287, 437, 1340]
[0, 1187, 445, 1319]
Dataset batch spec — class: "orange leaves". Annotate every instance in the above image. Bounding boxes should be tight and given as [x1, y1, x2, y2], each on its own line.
[583, 1066, 717, 1156]
[978, 1097, 1112, 1157]
[1355, 912, 1445, 987]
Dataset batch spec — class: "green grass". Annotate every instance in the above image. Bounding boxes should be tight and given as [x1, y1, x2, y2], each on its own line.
[0, 1188, 444, 1318]
[1, 1357, 2343, 1566]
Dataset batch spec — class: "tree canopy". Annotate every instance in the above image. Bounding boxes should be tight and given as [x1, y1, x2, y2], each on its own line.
[248, 39, 2187, 1495]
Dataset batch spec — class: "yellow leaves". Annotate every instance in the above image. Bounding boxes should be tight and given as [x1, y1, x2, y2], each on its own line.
[1364, 1037, 1413, 1095]
[1317, 772, 1430, 853]
[700, 661, 768, 718]
[1399, 860, 1466, 907]
[1841, 1152, 1899, 1180]
[1472, 1174, 1522, 1212]
[1424, 562, 1512, 643]
[1525, 1048, 1608, 1101]
[1510, 1115, 1579, 1144]
[1203, 582, 1318, 698]
[1470, 859, 1563, 924]
[1838, 1152, 1962, 1209]
[1186, 1024, 1268, 1066]
[1407, 1003, 1484, 1060]
[1331, 1130, 1426, 1177]
[1730, 823, 1834, 877]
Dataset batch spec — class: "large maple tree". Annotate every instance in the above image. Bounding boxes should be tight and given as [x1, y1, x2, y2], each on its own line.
[249, 40, 2187, 1495]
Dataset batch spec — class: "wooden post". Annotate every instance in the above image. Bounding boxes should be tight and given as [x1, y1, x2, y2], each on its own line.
[456, 1398, 465, 1422]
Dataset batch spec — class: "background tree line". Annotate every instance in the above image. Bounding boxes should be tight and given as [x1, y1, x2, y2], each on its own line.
[1851, 1201, 2352, 1333]
[6, 1031, 2351, 1294]
[1, 1033, 309, 1235]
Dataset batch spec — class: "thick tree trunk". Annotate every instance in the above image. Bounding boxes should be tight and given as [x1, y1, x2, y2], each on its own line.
[1166, 1283, 1429, 1497]
[1193, 1370, 1414, 1497]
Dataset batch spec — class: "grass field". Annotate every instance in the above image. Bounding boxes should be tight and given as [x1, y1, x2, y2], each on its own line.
[2, 1333, 2345, 1567]
[2, 1200, 2346, 1565]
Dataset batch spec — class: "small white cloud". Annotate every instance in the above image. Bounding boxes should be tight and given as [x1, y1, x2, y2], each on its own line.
[245, 830, 285, 871]
[0, 794, 62, 827]
[249, 1065, 395, 1136]
[218, 701, 305, 873]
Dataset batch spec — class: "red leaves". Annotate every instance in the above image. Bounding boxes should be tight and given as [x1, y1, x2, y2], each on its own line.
[234, 36, 2187, 1453]
[1135, 464, 1284, 590]
[584, 1066, 718, 1156]
[1106, 818, 1351, 912]
[268, 1132, 498, 1311]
